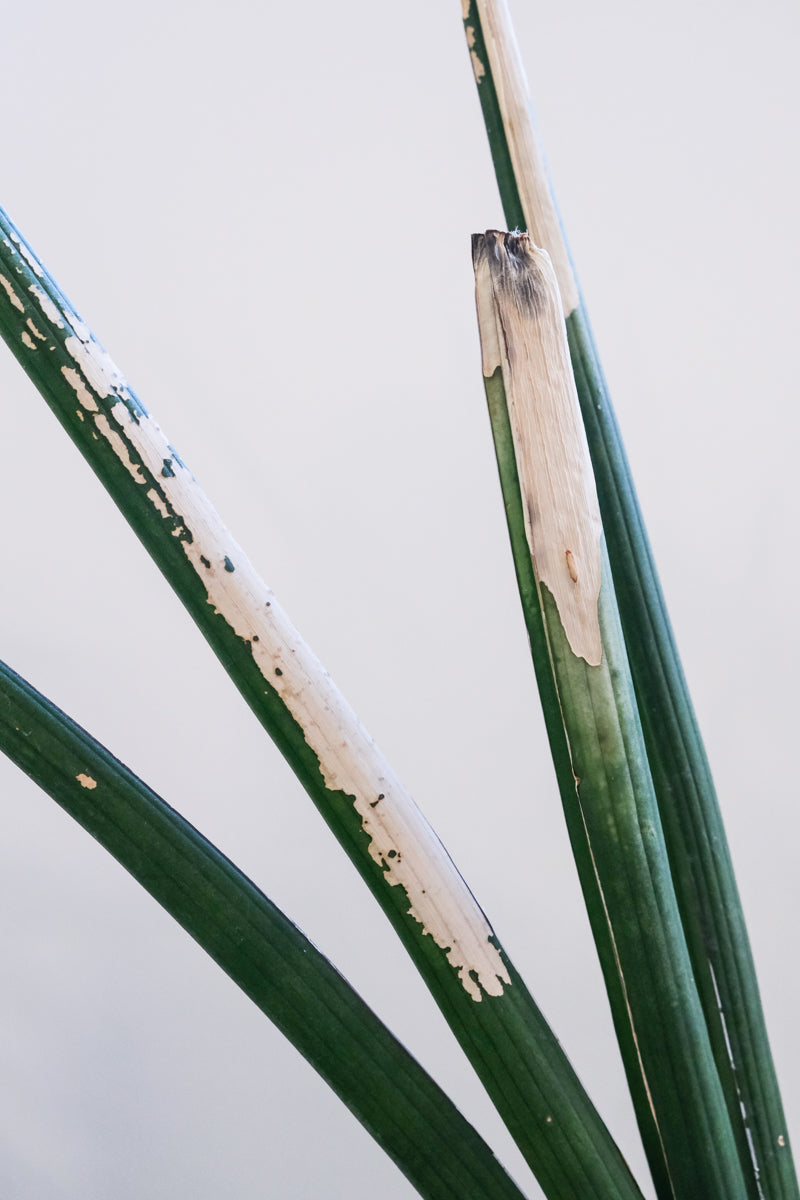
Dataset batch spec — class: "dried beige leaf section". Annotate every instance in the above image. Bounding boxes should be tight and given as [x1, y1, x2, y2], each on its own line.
[473, 231, 602, 664]
[40, 286, 510, 1003]
[472, 0, 578, 315]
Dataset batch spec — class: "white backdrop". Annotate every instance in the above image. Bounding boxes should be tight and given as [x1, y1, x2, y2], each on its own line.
[0, 2, 797, 1197]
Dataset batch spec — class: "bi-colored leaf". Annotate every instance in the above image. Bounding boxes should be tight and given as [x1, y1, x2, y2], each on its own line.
[0, 208, 644, 1200]
[472, 228, 747, 1200]
[463, 4, 797, 1196]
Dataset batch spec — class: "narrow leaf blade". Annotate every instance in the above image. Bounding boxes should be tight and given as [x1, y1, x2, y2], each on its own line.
[0, 207, 644, 1200]
[472, 230, 748, 1200]
[463, 4, 798, 1194]
[0, 657, 533, 1200]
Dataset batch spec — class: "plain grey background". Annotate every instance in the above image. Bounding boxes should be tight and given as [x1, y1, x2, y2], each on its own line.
[0, 1, 797, 1197]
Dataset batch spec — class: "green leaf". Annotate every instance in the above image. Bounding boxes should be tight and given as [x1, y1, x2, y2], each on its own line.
[472, 229, 747, 1200]
[463, 4, 798, 1196]
[0, 206, 645, 1200]
[0, 657, 533, 1200]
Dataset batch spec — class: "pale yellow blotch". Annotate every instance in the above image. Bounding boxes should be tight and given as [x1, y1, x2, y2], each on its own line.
[147, 487, 171, 518]
[62, 365, 99, 412]
[473, 231, 602, 664]
[76, 773, 97, 790]
[0, 273, 25, 313]
[26, 318, 46, 341]
[470, 50, 486, 83]
[29, 284, 64, 328]
[778, 1136, 786, 1148]
[20, 331, 36, 350]
[466, 23, 476, 47]
[461, 0, 471, 17]
[93, 413, 146, 483]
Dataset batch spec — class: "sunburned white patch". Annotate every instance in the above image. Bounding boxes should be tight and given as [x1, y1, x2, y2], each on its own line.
[146, 487, 170, 518]
[93, 413, 145, 483]
[64, 334, 128, 400]
[474, 0, 578, 314]
[29, 284, 65, 328]
[0, 273, 25, 313]
[473, 231, 602, 664]
[86, 396, 511, 1001]
[61, 366, 99, 412]
[470, 50, 486, 83]
[76, 774, 97, 789]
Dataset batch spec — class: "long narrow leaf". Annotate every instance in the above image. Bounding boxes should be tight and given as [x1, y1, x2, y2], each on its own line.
[0, 208, 645, 1200]
[0, 657, 533, 1200]
[462, 4, 798, 1196]
[472, 229, 747, 1200]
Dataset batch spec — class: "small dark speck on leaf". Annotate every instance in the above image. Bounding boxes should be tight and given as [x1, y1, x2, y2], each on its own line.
[252, 635, 259, 643]
[369, 792, 385, 808]
[161, 459, 175, 478]
[387, 849, 397, 858]
[274, 667, 283, 676]
[200, 555, 211, 569]
[223, 556, 235, 572]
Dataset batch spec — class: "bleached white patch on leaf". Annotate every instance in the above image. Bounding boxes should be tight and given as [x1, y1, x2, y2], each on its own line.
[147, 487, 171, 518]
[473, 231, 602, 664]
[76, 774, 97, 789]
[84, 396, 510, 1001]
[93, 413, 145, 482]
[29, 285, 64, 328]
[61, 366, 99, 412]
[65, 334, 128, 400]
[0, 273, 25, 312]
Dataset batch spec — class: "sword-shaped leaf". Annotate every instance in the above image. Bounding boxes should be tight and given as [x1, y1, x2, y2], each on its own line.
[472, 228, 747, 1200]
[0, 207, 644, 1200]
[462, 4, 797, 1195]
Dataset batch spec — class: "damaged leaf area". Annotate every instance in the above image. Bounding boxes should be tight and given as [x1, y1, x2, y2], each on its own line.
[0, 214, 510, 1003]
[462, 2, 578, 314]
[473, 230, 602, 665]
